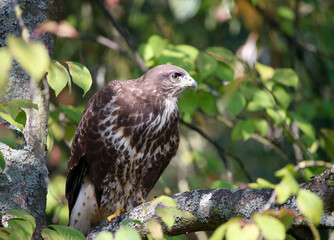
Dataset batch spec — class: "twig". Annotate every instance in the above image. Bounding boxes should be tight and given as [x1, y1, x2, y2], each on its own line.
[94, 0, 147, 72]
[181, 119, 253, 182]
[79, 33, 130, 58]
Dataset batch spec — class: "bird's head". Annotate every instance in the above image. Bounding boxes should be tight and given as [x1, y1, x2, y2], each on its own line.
[143, 65, 197, 98]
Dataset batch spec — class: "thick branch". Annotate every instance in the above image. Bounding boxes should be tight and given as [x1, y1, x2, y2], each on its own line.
[87, 168, 334, 239]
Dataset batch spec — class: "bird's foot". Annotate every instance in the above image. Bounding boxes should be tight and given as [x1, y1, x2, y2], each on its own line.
[107, 207, 126, 222]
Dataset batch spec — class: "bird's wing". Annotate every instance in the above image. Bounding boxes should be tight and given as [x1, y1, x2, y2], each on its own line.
[66, 81, 122, 212]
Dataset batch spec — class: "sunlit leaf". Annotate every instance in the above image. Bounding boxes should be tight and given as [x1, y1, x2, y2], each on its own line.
[64, 61, 92, 96]
[146, 219, 163, 240]
[0, 48, 12, 90]
[246, 89, 274, 111]
[6, 209, 36, 231]
[148, 35, 165, 58]
[225, 221, 244, 240]
[150, 195, 177, 208]
[47, 60, 70, 96]
[297, 189, 323, 225]
[8, 218, 34, 240]
[242, 223, 260, 240]
[249, 178, 275, 189]
[214, 62, 234, 81]
[227, 90, 246, 116]
[254, 214, 285, 240]
[115, 226, 141, 240]
[211, 180, 237, 189]
[209, 223, 227, 240]
[7, 35, 50, 82]
[275, 173, 299, 204]
[168, 0, 200, 22]
[272, 68, 299, 90]
[255, 62, 274, 81]
[156, 208, 175, 229]
[197, 52, 217, 78]
[96, 231, 113, 240]
[49, 225, 85, 240]
[0, 112, 23, 130]
[176, 44, 199, 60]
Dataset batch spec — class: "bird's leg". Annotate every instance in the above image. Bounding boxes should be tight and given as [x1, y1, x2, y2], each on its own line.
[107, 202, 126, 222]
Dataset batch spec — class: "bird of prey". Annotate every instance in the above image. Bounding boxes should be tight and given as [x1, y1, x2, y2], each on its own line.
[66, 64, 197, 235]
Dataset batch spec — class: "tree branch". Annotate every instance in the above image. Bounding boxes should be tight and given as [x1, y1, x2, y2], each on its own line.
[87, 167, 334, 239]
[93, 0, 147, 73]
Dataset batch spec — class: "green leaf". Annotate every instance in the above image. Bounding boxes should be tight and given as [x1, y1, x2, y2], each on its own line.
[121, 218, 142, 226]
[272, 68, 299, 90]
[64, 61, 92, 96]
[246, 89, 274, 111]
[211, 180, 237, 189]
[49, 225, 85, 240]
[232, 119, 254, 141]
[41, 228, 64, 240]
[255, 62, 274, 81]
[225, 221, 244, 240]
[58, 105, 84, 124]
[8, 218, 34, 240]
[296, 189, 323, 225]
[272, 86, 291, 109]
[178, 91, 198, 117]
[148, 35, 165, 58]
[156, 208, 175, 229]
[214, 62, 234, 81]
[7, 35, 50, 82]
[0, 112, 23, 130]
[254, 214, 286, 240]
[0, 126, 23, 149]
[209, 223, 227, 240]
[96, 231, 113, 240]
[197, 90, 215, 115]
[150, 195, 177, 208]
[321, 129, 334, 159]
[47, 60, 70, 96]
[146, 219, 163, 240]
[176, 44, 199, 60]
[0, 151, 5, 172]
[197, 52, 217, 78]
[115, 226, 141, 240]
[289, 112, 316, 140]
[266, 108, 287, 125]
[206, 47, 236, 63]
[275, 173, 299, 204]
[6, 209, 36, 230]
[168, 0, 200, 22]
[232, 118, 268, 141]
[0, 48, 12, 90]
[249, 178, 275, 189]
[227, 91, 246, 116]
[0, 229, 10, 240]
[277, 6, 295, 20]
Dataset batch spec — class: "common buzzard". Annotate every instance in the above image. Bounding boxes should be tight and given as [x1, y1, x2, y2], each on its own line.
[66, 64, 197, 235]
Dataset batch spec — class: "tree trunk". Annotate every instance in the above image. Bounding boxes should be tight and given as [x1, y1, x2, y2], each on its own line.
[0, 0, 62, 238]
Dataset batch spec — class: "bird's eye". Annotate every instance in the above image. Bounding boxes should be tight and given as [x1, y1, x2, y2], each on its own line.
[171, 72, 180, 80]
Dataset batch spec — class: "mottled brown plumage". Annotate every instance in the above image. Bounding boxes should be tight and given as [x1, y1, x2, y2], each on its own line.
[66, 65, 197, 235]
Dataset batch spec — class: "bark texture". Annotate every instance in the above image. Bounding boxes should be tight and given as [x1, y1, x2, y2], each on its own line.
[0, 0, 62, 237]
[87, 167, 334, 239]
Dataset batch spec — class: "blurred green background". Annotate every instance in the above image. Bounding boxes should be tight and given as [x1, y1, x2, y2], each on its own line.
[46, 1, 334, 239]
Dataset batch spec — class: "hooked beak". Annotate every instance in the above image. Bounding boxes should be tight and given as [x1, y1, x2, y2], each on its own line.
[176, 75, 198, 91]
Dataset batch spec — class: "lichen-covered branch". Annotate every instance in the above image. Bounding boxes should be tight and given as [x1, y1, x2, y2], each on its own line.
[0, 0, 62, 238]
[87, 167, 334, 239]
